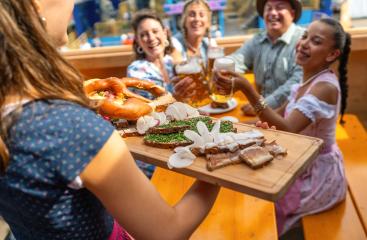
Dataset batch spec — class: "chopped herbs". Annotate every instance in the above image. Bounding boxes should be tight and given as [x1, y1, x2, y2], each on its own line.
[144, 132, 191, 143]
[144, 117, 235, 143]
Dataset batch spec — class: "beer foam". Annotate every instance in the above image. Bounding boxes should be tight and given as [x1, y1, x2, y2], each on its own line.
[208, 47, 224, 59]
[214, 58, 235, 71]
[175, 61, 201, 74]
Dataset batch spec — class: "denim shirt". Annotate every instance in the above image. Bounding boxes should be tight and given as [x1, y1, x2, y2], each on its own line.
[228, 23, 305, 108]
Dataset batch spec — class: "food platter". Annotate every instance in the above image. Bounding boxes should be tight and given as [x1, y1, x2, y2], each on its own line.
[124, 122, 323, 201]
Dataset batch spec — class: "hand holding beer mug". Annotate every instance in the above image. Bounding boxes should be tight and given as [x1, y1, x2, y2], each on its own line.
[174, 57, 210, 107]
[210, 58, 235, 103]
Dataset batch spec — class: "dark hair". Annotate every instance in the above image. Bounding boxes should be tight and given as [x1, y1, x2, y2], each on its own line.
[319, 18, 351, 124]
[0, 1, 90, 173]
[131, 10, 174, 60]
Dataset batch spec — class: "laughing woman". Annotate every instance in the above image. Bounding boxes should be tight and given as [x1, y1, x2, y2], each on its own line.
[127, 10, 178, 178]
[173, 0, 214, 63]
[127, 10, 176, 96]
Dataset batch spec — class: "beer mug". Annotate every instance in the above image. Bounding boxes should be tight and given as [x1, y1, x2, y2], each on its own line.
[175, 57, 210, 107]
[207, 46, 224, 81]
[210, 57, 235, 103]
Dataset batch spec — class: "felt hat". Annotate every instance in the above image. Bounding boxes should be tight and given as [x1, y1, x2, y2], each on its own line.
[256, 0, 302, 22]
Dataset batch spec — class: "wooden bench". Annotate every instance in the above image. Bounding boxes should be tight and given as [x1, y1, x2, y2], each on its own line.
[151, 167, 278, 240]
[302, 114, 367, 239]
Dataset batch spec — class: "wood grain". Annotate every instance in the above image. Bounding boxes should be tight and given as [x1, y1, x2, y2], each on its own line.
[152, 167, 278, 240]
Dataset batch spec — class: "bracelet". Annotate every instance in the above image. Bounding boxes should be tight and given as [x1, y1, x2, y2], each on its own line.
[252, 95, 267, 115]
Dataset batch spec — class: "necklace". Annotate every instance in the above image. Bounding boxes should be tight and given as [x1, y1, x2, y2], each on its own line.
[299, 68, 330, 88]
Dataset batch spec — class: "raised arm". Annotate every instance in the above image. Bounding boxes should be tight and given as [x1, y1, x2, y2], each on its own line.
[81, 131, 220, 240]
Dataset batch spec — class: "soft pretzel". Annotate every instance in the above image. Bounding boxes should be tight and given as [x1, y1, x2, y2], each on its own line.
[84, 77, 174, 120]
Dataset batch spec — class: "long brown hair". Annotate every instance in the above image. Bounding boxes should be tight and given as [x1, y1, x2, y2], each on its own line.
[0, 1, 91, 173]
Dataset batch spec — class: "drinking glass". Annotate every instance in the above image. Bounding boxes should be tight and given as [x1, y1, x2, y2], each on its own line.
[210, 57, 235, 103]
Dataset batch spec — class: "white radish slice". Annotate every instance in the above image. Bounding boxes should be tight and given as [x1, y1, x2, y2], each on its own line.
[184, 130, 205, 147]
[197, 121, 213, 143]
[211, 120, 221, 143]
[136, 116, 149, 134]
[167, 149, 196, 169]
[184, 104, 200, 118]
[151, 112, 167, 125]
[165, 104, 181, 120]
[174, 102, 189, 120]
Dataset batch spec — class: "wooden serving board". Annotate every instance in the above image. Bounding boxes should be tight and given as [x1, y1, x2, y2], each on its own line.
[124, 123, 323, 201]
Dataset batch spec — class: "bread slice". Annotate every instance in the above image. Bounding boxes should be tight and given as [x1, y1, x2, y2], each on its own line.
[143, 132, 193, 148]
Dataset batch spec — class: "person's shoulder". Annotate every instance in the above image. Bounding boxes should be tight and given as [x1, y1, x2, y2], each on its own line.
[292, 24, 306, 37]
[128, 59, 147, 68]
[173, 32, 184, 42]
[251, 30, 267, 43]
[171, 35, 184, 52]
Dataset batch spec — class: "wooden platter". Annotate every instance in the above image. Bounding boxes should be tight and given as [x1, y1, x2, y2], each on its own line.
[124, 122, 323, 201]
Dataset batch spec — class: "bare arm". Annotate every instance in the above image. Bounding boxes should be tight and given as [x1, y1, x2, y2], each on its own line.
[80, 131, 219, 240]
[214, 71, 337, 133]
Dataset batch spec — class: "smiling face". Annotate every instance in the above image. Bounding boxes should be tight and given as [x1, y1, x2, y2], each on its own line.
[184, 2, 210, 39]
[38, 0, 75, 47]
[263, 0, 295, 40]
[136, 18, 168, 61]
[296, 21, 341, 72]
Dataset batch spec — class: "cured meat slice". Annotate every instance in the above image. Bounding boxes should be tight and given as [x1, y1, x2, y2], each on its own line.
[206, 151, 241, 171]
[239, 146, 273, 169]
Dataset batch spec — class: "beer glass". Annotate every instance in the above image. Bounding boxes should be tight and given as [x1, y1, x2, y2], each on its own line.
[207, 46, 224, 82]
[210, 57, 235, 103]
[175, 57, 210, 107]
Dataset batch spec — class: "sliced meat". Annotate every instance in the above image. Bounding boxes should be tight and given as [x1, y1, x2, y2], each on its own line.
[206, 151, 241, 171]
[239, 146, 273, 169]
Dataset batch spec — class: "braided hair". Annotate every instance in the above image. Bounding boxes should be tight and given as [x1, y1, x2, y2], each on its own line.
[319, 18, 351, 124]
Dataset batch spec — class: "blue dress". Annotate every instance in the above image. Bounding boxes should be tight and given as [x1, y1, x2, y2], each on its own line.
[0, 100, 115, 239]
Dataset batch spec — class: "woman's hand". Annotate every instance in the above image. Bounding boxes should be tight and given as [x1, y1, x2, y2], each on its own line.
[171, 76, 197, 101]
[241, 103, 256, 116]
[255, 120, 276, 130]
[212, 70, 250, 95]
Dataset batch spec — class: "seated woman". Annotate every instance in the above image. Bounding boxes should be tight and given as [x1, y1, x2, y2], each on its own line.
[127, 10, 177, 96]
[127, 10, 180, 178]
[172, 0, 216, 103]
[0, 1, 220, 239]
[213, 18, 350, 236]
[173, 0, 214, 63]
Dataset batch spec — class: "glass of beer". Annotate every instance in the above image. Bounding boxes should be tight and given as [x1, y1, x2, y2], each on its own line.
[175, 57, 210, 107]
[207, 46, 224, 82]
[210, 57, 235, 103]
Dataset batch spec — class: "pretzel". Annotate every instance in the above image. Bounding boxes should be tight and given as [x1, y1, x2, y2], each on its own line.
[84, 77, 172, 120]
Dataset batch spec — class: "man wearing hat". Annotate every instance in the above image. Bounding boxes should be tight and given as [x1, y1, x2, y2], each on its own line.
[228, 0, 304, 115]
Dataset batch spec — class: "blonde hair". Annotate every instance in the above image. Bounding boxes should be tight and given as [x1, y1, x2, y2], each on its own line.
[180, 0, 212, 40]
[0, 1, 91, 173]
